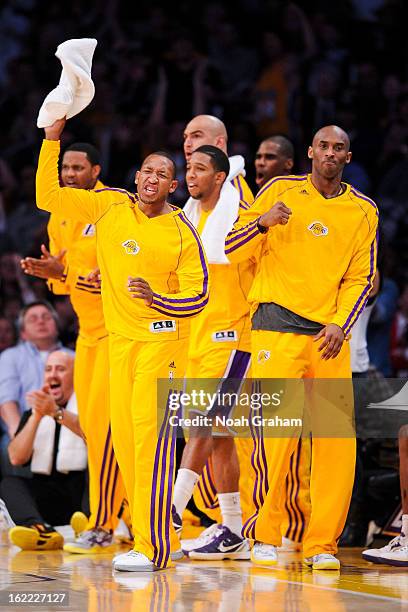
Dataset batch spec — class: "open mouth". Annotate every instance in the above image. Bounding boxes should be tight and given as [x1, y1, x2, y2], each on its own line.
[143, 185, 158, 195]
[48, 381, 61, 395]
[256, 172, 265, 184]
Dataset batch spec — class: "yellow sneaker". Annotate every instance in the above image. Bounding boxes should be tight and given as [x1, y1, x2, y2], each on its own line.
[9, 524, 63, 551]
[304, 553, 340, 570]
[63, 527, 117, 554]
[70, 512, 88, 537]
[251, 541, 278, 566]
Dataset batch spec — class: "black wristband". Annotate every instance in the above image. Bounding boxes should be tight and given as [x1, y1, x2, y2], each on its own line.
[257, 219, 268, 234]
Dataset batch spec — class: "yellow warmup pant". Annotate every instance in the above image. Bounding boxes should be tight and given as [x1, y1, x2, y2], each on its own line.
[109, 333, 187, 569]
[243, 330, 355, 557]
[74, 335, 125, 532]
[186, 348, 255, 524]
[281, 437, 311, 543]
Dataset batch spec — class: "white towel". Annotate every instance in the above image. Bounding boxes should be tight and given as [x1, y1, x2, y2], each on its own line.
[37, 38, 97, 128]
[31, 393, 87, 475]
[183, 155, 246, 264]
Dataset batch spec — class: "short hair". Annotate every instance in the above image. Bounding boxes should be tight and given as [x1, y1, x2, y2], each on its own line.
[64, 142, 101, 166]
[193, 145, 230, 177]
[262, 135, 294, 161]
[17, 300, 59, 332]
[145, 151, 177, 179]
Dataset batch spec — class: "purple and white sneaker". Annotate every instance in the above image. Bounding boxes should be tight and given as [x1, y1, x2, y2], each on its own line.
[185, 524, 250, 560]
[172, 505, 182, 536]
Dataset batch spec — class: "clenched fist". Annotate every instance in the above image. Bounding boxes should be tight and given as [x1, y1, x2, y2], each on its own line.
[258, 201, 292, 229]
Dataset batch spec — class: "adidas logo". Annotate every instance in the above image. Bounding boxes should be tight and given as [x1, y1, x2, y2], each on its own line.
[168, 361, 176, 368]
[300, 189, 309, 195]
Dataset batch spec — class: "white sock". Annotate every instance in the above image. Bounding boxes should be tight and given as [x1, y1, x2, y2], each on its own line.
[173, 468, 200, 517]
[218, 492, 243, 536]
[402, 514, 408, 539]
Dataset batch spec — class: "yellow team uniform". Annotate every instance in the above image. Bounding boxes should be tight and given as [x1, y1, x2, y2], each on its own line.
[225, 174, 378, 557]
[280, 437, 311, 544]
[186, 201, 256, 524]
[231, 174, 254, 208]
[36, 139, 209, 568]
[47, 182, 125, 535]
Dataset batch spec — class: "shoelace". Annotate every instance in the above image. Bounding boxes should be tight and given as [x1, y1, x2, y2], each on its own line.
[194, 524, 220, 545]
[314, 554, 336, 561]
[384, 534, 404, 550]
[79, 528, 110, 545]
[127, 551, 148, 560]
[255, 542, 276, 555]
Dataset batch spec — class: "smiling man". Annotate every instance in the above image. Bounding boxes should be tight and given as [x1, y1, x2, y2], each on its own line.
[172, 145, 255, 560]
[224, 125, 379, 571]
[1, 351, 87, 551]
[35, 117, 209, 572]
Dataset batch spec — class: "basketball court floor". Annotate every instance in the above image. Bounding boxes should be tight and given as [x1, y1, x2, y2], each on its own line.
[0, 528, 406, 611]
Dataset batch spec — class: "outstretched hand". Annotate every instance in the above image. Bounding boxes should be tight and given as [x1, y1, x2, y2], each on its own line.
[21, 244, 66, 280]
[44, 117, 66, 141]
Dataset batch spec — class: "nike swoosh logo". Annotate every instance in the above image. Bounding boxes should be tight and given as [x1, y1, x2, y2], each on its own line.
[218, 541, 243, 552]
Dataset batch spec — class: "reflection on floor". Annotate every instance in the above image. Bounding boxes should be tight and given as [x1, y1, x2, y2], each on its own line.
[0, 535, 407, 611]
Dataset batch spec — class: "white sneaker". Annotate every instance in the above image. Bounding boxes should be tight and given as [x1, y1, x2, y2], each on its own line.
[376, 543, 408, 567]
[185, 524, 250, 560]
[0, 498, 15, 530]
[171, 549, 184, 561]
[278, 536, 302, 552]
[304, 553, 340, 570]
[181, 523, 219, 552]
[113, 550, 160, 572]
[362, 533, 407, 564]
[251, 541, 278, 566]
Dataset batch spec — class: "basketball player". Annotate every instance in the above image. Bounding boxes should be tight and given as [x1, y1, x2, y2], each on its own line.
[225, 125, 378, 570]
[254, 135, 294, 189]
[172, 145, 255, 559]
[35, 117, 209, 572]
[22, 143, 126, 554]
[173, 115, 255, 537]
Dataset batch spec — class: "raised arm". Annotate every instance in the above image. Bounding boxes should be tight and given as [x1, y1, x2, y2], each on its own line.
[36, 118, 112, 224]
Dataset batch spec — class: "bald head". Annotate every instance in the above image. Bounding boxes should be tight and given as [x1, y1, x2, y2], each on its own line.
[308, 125, 352, 182]
[312, 125, 350, 152]
[184, 115, 228, 159]
[44, 351, 74, 406]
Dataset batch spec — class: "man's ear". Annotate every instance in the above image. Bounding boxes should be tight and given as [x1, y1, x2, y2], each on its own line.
[215, 171, 226, 185]
[345, 151, 352, 165]
[135, 170, 140, 185]
[92, 164, 101, 181]
[169, 179, 178, 194]
[307, 146, 313, 160]
[285, 159, 294, 172]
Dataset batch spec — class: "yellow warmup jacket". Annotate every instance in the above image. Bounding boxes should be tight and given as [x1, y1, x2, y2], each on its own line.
[188, 202, 255, 359]
[37, 140, 209, 341]
[231, 174, 254, 208]
[225, 174, 378, 336]
[47, 179, 107, 345]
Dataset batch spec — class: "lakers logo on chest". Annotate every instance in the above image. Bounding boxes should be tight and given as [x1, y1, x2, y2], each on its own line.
[307, 221, 328, 237]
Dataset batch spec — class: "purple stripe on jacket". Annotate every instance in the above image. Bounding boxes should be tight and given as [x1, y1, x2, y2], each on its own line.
[342, 239, 375, 335]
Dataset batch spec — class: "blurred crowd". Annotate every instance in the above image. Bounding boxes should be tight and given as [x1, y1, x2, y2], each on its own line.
[1, 0, 408, 371]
